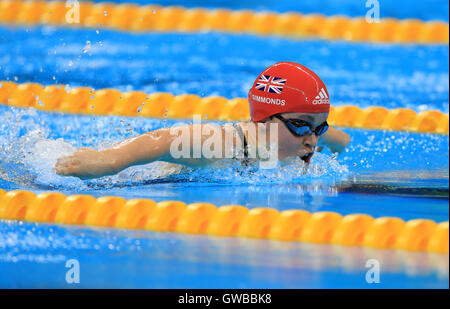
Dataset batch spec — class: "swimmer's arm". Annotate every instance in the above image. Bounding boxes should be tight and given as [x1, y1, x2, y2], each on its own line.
[317, 127, 351, 154]
[103, 128, 177, 170]
[54, 124, 222, 179]
[54, 128, 175, 179]
[109, 123, 225, 168]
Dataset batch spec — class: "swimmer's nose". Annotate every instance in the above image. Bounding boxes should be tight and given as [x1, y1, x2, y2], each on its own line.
[303, 133, 318, 149]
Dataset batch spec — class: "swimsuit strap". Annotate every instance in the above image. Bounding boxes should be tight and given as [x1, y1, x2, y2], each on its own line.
[233, 122, 249, 163]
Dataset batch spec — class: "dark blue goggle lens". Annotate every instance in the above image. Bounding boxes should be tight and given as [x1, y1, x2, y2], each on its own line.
[285, 120, 329, 137]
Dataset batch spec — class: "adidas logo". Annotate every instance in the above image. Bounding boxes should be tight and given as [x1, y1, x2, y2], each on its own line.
[312, 88, 329, 105]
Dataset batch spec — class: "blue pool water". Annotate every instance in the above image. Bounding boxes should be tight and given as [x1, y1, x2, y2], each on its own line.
[0, 0, 449, 288]
[1, 27, 448, 112]
[1, 220, 448, 288]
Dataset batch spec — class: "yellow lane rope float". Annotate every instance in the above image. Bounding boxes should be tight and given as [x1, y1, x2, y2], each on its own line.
[0, 0, 448, 44]
[0, 189, 448, 254]
[0, 81, 448, 134]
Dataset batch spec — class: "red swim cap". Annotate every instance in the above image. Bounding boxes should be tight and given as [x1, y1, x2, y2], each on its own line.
[248, 62, 330, 122]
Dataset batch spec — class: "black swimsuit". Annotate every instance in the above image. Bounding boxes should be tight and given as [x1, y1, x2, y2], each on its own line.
[233, 122, 250, 166]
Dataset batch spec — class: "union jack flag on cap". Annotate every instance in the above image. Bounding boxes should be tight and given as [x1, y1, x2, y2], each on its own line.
[255, 74, 287, 94]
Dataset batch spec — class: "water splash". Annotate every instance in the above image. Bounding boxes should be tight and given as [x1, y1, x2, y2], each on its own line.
[82, 40, 91, 54]
[0, 107, 349, 190]
[0, 109, 80, 189]
[1, 106, 446, 193]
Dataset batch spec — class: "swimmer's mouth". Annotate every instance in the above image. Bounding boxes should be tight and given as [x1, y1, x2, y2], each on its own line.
[300, 152, 313, 164]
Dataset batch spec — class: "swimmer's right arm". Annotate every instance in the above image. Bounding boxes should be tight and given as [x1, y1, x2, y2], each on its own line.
[54, 124, 222, 180]
[54, 128, 174, 180]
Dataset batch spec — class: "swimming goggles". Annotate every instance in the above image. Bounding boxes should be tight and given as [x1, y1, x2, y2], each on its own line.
[274, 114, 329, 137]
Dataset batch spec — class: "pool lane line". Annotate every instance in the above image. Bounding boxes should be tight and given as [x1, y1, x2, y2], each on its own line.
[0, 189, 448, 254]
[0, 0, 448, 44]
[339, 183, 449, 198]
[0, 81, 448, 134]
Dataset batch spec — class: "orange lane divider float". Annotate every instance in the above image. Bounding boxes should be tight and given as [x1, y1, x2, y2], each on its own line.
[0, 0, 448, 44]
[0, 189, 448, 254]
[0, 80, 448, 134]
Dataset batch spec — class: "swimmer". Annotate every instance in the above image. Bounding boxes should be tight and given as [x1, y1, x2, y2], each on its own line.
[54, 62, 350, 180]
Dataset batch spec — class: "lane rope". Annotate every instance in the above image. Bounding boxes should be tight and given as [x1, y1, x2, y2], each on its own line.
[0, 0, 448, 44]
[0, 81, 448, 134]
[0, 189, 448, 253]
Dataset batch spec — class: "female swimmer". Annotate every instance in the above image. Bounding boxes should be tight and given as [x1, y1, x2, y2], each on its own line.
[54, 62, 350, 179]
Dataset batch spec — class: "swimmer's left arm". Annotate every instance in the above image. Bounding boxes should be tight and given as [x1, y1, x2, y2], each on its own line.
[317, 127, 351, 154]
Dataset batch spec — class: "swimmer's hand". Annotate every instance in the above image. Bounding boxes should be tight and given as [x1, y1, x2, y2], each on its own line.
[54, 147, 117, 180]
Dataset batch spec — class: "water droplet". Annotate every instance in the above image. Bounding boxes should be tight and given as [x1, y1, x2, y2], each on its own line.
[82, 40, 91, 53]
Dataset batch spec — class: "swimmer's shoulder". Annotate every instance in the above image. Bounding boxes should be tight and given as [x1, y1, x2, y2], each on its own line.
[221, 121, 248, 131]
[220, 122, 248, 144]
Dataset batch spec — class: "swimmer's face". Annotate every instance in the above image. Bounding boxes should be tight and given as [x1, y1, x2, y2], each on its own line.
[270, 112, 329, 163]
